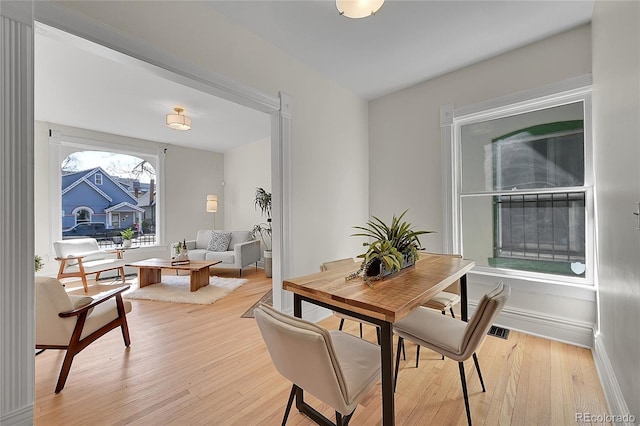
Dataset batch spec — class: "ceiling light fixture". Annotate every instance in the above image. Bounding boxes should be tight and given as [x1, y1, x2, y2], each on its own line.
[166, 106, 192, 131]
[336, 0, 385, 18]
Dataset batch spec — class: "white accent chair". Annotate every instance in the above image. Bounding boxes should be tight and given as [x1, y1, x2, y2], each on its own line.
[254, 303, 380, 426]
[35, 276, 132, 393]
[393, 282, 510, 426]
[54, 238, 126, 292]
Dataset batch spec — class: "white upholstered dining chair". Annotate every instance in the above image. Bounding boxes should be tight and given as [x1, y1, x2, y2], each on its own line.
[393, 282, 510, 426]
[254, 303, 380, 426]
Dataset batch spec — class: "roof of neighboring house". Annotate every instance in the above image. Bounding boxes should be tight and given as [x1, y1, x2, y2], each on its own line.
[136, 190, 156, 207]
[61, 167, 138, 204]
[105, 201, 145, 213]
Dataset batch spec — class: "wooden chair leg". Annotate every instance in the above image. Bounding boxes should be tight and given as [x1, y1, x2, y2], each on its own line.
[458, 361, 472, 426]
[116, 295, 131, 347]
[119, 267, 126, 282]
[81, 275, 89, 292]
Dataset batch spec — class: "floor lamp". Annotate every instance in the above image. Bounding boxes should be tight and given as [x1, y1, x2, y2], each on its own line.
[206, 195, 218, 229]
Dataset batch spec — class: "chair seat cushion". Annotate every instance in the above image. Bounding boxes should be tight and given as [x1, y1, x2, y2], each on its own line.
[393, 307, 467, 359]
[63, 258, 125, 274]
[81, 298, 132, 340]
[329, 330, 381, 409]
[422, 291, 461, 311]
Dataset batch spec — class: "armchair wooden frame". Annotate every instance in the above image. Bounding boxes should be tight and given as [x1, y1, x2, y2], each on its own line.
[36, 285, 131, 393]
[55, 254, 125, 293]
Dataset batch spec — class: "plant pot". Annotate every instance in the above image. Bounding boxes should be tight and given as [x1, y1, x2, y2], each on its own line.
[264, 250, 272, 278]
[365, 255, 415, 278]
[123, 239, 132, 248]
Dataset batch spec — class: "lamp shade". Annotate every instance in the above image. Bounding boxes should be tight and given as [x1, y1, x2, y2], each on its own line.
[336, 0, 384, 18]
[166, 107, 192, 130]
[206, 195, 218, 212]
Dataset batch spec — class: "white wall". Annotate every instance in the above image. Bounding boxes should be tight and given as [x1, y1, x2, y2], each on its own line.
[592, 0, 640, 418]
[47, 1, 370, 280]
[34, 121, 225, 273]
[224, 136, 271, 234]
[369, 25, 595, 347]
[369, 25, 591, 247]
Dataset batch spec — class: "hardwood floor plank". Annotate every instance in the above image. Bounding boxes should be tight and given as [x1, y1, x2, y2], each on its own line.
[35, 271, 609, 425]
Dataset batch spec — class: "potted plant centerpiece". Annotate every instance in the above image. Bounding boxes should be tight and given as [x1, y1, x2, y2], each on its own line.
[252, 187, 273, 278]
[120, 227, 135, 248]
[347, 210, 433, 287]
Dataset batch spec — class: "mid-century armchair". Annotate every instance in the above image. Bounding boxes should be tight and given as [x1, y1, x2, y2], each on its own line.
[53, 238, 126, 292]
[35, 276, 132, 393]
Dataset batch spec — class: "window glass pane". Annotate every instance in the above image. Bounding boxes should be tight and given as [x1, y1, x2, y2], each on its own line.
[61, 151, 157, 248]
[461, 194, 586, 277]
[461, 102, 584, 193]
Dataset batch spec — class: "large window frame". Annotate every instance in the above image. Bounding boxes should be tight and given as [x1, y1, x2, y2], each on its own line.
[49, 131, 165, 249]
[450, 84, 595, 286]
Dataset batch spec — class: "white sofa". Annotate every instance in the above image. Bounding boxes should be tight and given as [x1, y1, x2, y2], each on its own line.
[181, 230, 261, 276]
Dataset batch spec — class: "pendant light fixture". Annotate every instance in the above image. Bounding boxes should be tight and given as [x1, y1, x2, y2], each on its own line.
[336, 0, 385, 18]
[166, 106, 192, 131]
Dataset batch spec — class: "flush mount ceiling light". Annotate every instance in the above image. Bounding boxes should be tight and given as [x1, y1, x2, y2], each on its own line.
[166, 106, 191, 131]
[336, 0, 385, 18]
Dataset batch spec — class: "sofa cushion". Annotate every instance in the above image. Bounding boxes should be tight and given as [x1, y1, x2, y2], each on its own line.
[229, 230, 254, 248]
[195, 230, 212, 250]
[205, 251, 236, 264]
[207, 231, 232, 251]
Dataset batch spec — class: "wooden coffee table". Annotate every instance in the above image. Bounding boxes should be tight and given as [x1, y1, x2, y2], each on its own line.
[125, 258, 222, 292]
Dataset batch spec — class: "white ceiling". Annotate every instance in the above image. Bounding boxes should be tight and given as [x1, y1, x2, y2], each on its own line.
[35, 0, 594, 153]
[35, 25, 271, 153]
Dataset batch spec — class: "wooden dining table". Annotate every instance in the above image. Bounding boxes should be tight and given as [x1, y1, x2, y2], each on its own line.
[282, 253, 475, 426]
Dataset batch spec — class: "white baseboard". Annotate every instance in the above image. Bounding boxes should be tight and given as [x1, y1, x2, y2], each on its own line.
[470, 300, 594, 348]
[592, 335, 635, 425]
[1, 404, 33, 426]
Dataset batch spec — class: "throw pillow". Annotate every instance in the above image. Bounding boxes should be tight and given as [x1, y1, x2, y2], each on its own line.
[207, 231, 232, 252]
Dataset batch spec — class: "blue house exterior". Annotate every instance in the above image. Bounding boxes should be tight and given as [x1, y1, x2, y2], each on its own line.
[61, 167, 145, 231]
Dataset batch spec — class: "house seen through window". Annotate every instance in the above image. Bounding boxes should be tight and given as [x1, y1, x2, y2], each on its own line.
[457, 99, 592, 280]
[61, 151, 157, 247]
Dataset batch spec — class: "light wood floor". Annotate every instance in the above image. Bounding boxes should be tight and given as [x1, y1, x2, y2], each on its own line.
[35, 269, 610, 425]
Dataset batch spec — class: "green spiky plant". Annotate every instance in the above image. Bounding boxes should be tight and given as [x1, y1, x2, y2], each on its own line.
[347, 210, 433, 287]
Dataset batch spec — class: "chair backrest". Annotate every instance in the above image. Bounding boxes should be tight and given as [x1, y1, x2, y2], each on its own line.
[320, 258, 356, 272]
[53, 238, 105, 266]
[254, 304, 349, 412]
[35, 277, 78, 345]
[459, 282, 510, 359]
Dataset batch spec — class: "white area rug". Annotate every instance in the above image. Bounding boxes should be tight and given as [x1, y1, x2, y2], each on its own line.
[124, 274, 248, 305]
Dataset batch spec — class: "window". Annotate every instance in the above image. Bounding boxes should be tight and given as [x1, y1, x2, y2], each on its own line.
[455, 95, 593, 282]
[74, 207, 92, 224]
[60, 149, 158, 247]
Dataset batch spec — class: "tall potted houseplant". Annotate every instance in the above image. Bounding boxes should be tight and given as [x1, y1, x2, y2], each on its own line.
[252, 187, 272, 278]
